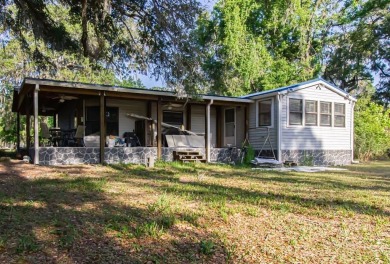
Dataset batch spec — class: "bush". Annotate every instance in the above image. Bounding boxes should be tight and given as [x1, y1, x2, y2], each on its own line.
[243, 144, 255, 164]
[354, 94, 390, 161]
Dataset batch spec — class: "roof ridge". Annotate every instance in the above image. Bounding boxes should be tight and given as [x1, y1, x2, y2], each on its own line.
[240, 78, 351, 99]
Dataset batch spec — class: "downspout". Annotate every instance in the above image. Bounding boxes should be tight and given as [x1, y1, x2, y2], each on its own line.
[206, 99, 213, 162]
[277, 93, 282, 162]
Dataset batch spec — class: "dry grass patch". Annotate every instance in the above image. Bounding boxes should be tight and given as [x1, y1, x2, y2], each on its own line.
[0, 159, 389, 263]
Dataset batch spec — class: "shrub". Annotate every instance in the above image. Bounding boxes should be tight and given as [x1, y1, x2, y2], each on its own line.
[243, 144, 255, 164]
[200, 240, 215, 255]
[354, 94, 390, 161]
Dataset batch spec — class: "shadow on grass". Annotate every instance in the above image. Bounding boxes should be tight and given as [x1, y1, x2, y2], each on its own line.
[110, 163, 390, 217]
[0, 161, 226, 263]
[156, 161, 390, 192]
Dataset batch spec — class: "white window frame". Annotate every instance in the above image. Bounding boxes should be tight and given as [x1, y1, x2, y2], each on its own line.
[286, 97, 347, 129]
[334, 103, 346, 127]
[319, 101, 332, 127]
[287, 97, 304, 126]
[256, 97, 274, 128]
[304, 100, 319, 126]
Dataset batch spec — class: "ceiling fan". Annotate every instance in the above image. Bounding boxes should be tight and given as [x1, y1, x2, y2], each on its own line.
[51, 94, 78, 103]
[41, 105, 56, 113]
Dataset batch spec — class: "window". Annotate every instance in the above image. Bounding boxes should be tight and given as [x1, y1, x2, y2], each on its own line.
[320, 102, 332, 126]
[85, 106, 119, 136]
[106, 107, 119, 136]
[305, 100, 318, 126]
[163, 111, 183, 126]
[334, 103, 345, 127]
[289, 98, 303, 125]
[258, 99, 272, 126]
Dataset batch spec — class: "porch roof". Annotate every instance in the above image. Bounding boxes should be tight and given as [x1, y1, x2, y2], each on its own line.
[12, 78, 253, 113]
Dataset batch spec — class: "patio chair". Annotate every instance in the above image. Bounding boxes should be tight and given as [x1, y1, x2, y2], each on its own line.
[68, 125, 85, 146]
[40, 122, 52, 146]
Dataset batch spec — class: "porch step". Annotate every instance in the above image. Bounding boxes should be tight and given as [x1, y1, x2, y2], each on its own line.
[173, 150, 206, 163]
[177, 155, 204, 160]
[180, 159, 207, 163]
[174, 151, 201, 155]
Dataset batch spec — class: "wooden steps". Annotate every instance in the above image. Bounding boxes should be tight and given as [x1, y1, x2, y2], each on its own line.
[173, 151, 206, 163]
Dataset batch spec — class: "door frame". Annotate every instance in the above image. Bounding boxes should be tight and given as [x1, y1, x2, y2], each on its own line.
[224, 107, 236, 146]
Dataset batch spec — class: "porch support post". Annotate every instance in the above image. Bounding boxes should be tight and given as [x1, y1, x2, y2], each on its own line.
[33, 84, 39, 165]
[244, 105, 249, 140]
[205, 100, 213, 162]
[186, 104, 191, 130]
[216, 106, 222, 148]
[157, 97, 162, 159]
[16, 112, 20, 151]
[26, 114, 30, 149]
[26, 98, 31, 150]
[100, 92, 106, 164]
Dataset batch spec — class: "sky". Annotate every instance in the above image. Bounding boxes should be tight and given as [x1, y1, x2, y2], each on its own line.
[139, 0, 217, 88]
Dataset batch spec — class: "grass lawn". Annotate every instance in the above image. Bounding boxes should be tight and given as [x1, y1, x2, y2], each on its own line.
[0, 159, 389, 263]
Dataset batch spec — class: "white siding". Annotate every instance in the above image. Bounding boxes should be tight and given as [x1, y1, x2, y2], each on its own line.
[106, 99, 147, 136]
[281, 84, 352, 150]
[191, 104, 205, 134]
[190, 104, 217, 147]
[248, 96, 278, 150]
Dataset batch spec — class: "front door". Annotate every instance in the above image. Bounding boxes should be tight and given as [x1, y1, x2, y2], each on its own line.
[224, 108, 236, 146]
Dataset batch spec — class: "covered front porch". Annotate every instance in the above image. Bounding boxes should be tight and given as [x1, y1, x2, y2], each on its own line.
[13, 78, 252, 165]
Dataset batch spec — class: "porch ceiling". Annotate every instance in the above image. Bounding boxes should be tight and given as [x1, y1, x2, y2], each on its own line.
[12, 78, 254, 114]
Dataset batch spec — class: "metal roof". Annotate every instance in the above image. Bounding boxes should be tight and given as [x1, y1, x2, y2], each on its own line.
[21, 78, 254, 103]
[240, 78, 357, 101]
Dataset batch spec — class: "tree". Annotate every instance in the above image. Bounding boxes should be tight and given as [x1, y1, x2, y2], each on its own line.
[0, 0, 203, 90]
[323, 0, 390, 100]
[197, 0, 333, 96]
[354, 91, 390, 160]
[0, 4, 147, 146]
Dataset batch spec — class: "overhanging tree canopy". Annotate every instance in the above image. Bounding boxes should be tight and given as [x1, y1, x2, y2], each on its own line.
[0, 0, 203, 89]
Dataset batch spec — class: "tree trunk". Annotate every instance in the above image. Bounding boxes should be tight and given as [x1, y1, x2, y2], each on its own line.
[81, 0, 89, 57]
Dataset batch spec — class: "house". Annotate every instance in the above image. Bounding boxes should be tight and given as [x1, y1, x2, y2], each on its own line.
[242, 78, 356, 165]
[11, 78, 356, 166]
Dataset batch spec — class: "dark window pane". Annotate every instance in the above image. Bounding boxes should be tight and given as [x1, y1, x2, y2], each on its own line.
[225, 109, 235, 123]
[163, 111, 183, 126]
[320, 102, 331, 114]
[259, 113, 271, 126]
[334, 103, 345, 115]
[334, 116, 345, 127]
[290, 113, 303, 125]
[258, 99, 272, 126]
[320, 115, 331, 126]
[289, 99, 302, 112]
[289, 99, 302, 125]
[305, 113, 317, 125]
[106, 107, 119, 136]
[85, 106, 119, 136]
[305, 100, 317, 113]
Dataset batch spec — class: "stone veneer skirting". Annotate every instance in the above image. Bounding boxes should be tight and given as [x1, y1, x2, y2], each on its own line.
[282, 149, 352, 166]
[36, 147, 243, 165]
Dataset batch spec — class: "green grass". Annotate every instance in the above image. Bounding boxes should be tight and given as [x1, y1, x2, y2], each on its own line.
[0, 160, 389, 263]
